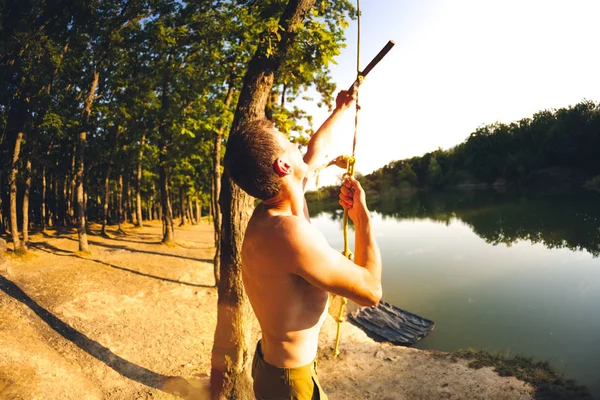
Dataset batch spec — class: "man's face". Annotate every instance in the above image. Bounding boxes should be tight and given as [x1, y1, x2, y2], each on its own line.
[272, 130, 308, 180]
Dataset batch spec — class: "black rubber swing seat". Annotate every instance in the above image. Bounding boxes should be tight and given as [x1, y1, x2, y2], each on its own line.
[348, 300, 435, 346]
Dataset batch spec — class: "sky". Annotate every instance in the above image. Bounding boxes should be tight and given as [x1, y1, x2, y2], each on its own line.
[303, 0, 600, 186]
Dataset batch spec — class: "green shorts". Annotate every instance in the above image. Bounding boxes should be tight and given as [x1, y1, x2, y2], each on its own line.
[252, 341, 328, 400]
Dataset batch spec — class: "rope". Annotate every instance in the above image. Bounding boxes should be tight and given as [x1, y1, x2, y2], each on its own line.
[331, 0, 361, 358]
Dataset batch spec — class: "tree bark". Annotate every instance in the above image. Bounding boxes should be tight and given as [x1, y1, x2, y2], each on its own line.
[124, 175, 132, 224]
[211, 1, 316, 398]
[41, 166, 47, 230]
[101, 127, 118, 236]
[9, 131, 26, 255]
[76, 69, 99, 253]
[0, 170, 5, 234]
[191, 195, 198, 225]
[22, 153, 32, 245]
[117, 173, 124, 232]
[101, 166, 111, 236]
[179, 186, 187, 226]
[76, 130, 90, 253]
[212, 75, 235, 286]
[159, 166, 174, 243]
[159, 68, 174, 244]
[69, 150, 76, 224]
[135, 134, 145, 227]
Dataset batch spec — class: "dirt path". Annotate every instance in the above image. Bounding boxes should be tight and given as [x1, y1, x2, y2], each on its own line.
[0, 221, 534, 399]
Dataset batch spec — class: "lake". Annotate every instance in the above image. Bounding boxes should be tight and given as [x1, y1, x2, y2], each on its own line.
[309, 189, 600, 398]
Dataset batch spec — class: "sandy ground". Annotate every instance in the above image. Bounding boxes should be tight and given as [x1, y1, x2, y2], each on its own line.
[0, 221, 535, 400]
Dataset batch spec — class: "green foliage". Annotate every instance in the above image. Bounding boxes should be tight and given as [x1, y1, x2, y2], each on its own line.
[0, 0, 355, 227]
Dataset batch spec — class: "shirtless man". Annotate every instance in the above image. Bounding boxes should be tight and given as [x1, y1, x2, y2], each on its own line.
[224, 90, 382, 400]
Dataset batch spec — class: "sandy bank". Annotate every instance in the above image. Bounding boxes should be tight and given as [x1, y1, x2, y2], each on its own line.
[0, 222, 536, 399]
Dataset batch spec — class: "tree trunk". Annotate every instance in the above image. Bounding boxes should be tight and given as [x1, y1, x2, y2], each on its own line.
[117, 173, 123, 232]
[190, 195, 198, 225]
[101, 127, 118, 236]
[146, 197, 152, 221]
[159, 69, 174, 244]
[179, 186, 187, 226]
[159, 166, 174, 243]
[69, 150, 76, 224]
[124, 176, 131, 224]
[76, 69, 98, 253]
[76, 130, 90, 253]
[0, 170, 5, 234]
[55, 175, 61, 226]
[211, 1, 316, 398]
[9, 132, 26, 255]
[101, 167, 111, 235]
[135, 134, 145, 227]
[196, 193, 202, 224]
[22, 154, 32, 245]
[41, 166, 47, 230]
[186, 203, 193, 225]
[212, 76, 235, 287]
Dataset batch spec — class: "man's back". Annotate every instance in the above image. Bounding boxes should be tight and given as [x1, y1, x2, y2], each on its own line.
[242, 204, 329, 368]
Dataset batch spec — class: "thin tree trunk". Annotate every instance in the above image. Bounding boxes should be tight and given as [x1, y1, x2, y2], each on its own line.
[22, 154, 32, 245]
[117, 173, 123, 232]
[186, 204, 193, 225]
[69, 150, 76, 224]
[41, 166, 47, 230]
[76, 130, 90, 253]
[9, 132, 26, 255]
[55, 175, 61, 226]
[101, 127, 118, 236]
[125, 175, 132, 224]
[179, 186, 187, 226]
[190, 195, 198, 225]
[212, 78, 235, 287]
[135, 134, 145, 227]
[159, 166, 174, 243]
[0, 170, 5, 234]
[159, 69, 174, 244]
[76, 69, 98, 253]
[146, 197, 152, 221]
[101, 168, 111, 235]
[197, 194, 202, 223]
[211, 1, 316, 398]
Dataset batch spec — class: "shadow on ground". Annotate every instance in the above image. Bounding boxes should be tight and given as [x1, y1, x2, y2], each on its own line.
[0, 274, 208, 399]
[29, 241, 213, 289]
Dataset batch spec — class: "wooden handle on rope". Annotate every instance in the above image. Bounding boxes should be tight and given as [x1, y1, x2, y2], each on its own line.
[348, 40, 396, 92]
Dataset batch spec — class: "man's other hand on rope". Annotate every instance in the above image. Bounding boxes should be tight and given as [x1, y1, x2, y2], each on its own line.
[339, 177, 369, 224]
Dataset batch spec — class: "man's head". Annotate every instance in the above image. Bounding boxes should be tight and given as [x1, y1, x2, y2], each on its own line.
[224, 119, 306, 200]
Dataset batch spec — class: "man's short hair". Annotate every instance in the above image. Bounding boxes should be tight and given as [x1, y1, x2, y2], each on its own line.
[224, 119, 283, 200]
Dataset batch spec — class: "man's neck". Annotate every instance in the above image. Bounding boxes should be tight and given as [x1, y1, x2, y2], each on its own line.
[262, 184, 304, 217]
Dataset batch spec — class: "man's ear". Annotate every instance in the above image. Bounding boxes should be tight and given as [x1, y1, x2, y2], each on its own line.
[273, 158, 292, 177]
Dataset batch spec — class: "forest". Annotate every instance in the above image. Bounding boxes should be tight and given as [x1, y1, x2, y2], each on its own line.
[347, 100, 600, 194]
[0, 0, 354, 255]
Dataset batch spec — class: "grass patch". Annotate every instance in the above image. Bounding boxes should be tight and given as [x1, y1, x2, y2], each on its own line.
[451, 348, 592, 399]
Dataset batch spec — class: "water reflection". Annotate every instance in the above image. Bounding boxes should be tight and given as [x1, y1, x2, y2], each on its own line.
[309, 190, 600, 257]
[308, 189, 600, 397]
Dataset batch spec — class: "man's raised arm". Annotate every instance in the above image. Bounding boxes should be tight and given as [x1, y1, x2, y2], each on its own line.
[278, 178, 382, 306]
[302, 90, 355, 171]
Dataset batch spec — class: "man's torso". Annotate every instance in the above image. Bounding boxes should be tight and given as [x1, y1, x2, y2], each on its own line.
[242, 204, 328, 368]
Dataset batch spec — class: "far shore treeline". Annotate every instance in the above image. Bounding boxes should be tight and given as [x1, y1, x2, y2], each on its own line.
[308, 100, 600, 200]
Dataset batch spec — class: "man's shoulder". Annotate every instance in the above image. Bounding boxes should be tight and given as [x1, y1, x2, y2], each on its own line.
[248, 212, 320, 248]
